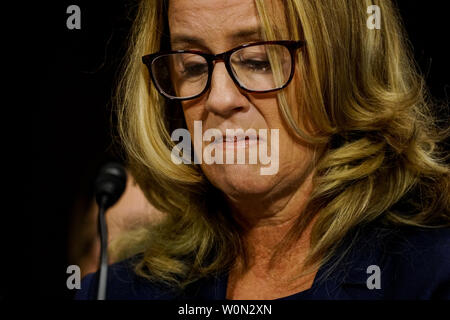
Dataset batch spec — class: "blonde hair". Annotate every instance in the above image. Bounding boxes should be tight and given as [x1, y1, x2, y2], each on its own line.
[112, 0, 450, 289]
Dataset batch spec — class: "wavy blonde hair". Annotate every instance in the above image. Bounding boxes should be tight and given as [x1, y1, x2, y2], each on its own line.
[112, 0, 450, 288]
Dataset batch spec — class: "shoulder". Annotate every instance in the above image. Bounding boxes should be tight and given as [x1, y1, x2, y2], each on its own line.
[335, 223, 450, 299]
[385, 226, 450, 298]
[378, 225, 450, 274]
[74, 255, 180, 300]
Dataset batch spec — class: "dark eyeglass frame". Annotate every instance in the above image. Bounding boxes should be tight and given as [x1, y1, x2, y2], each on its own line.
[142, 40, 306, 101]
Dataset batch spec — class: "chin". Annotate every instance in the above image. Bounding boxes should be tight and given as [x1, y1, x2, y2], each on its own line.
[202, 163, 278, 197]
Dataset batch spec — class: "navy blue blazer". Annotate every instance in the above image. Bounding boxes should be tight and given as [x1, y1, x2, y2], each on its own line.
[75, 223, 450, 300]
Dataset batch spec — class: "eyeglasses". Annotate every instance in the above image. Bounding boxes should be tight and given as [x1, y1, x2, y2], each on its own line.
[142, 40, 306, 101]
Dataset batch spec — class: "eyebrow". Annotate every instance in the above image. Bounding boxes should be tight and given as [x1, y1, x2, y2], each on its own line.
[170, 27, 263, 49]
[232, 28, 263, 41]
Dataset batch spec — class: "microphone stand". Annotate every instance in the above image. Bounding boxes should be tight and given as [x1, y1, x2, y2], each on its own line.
[97, 196, 109, 300]
[93, 162, 127, 300]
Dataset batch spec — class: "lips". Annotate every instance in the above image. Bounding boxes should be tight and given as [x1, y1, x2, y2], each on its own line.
[211, 135, 259, 151]
[222, 135, 256, 142]
[211, 133, 260, 143]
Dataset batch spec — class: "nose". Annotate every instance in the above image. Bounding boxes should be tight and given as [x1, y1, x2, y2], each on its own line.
[204, 62, 249, 117]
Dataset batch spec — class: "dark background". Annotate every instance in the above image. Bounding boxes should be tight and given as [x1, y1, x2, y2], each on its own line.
[31, 1, 448, 300]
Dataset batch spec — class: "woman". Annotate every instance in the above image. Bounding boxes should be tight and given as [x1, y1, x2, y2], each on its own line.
[76, 0, 450, 300]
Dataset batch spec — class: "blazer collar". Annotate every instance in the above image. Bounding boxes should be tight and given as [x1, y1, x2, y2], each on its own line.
[188, 222, 395, 299]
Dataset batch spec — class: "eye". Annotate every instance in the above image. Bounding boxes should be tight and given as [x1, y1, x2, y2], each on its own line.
[182, 62, 208, 77]
[241, 59, 271, 72]
[231, 56, 271, 73]
[231, 49, 272, 74]
[171, 53, 208, 79]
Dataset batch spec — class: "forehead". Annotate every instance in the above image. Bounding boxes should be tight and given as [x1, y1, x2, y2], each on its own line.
[168, 0, 262, 48]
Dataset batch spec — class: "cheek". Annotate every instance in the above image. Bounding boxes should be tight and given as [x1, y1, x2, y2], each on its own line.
[181, 101, 206, 132]
[260, 101, 316, 174]
[282, 141, 315, 169]
[277, 119, 317, 174]
[282, 78, 318, 137]
[248, 95, 279, 122]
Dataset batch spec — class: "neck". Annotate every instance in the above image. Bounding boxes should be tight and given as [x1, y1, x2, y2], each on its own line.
[228, 169, 317, 271]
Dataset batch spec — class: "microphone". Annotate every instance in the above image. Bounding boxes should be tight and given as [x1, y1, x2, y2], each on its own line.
[94, 162, 127, 300]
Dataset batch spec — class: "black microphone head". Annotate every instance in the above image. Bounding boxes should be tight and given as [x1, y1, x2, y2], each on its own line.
[94, 162, 127, 209]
